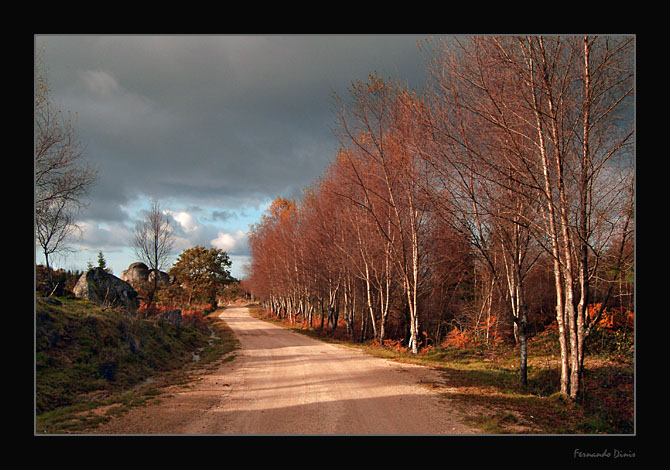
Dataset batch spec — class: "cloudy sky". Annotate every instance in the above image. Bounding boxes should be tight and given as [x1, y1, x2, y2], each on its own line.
[36, 34, 433, 279]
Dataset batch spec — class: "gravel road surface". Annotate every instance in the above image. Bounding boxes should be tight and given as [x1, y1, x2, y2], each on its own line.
[92, 306, 476, 435]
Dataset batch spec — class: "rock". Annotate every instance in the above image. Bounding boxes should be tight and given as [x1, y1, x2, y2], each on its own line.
[120, 262, 150, 285]
[121, 262, 174, 287]
[148, 269, 175, 286]
[73, 267, 140, 312]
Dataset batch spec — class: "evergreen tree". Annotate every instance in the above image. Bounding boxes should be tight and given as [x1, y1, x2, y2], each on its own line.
[97, 251, 111, 273]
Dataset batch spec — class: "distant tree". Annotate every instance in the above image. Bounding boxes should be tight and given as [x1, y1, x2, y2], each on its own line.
[169, 246, 233, 305]
[132, 198, 174, 308]
[97, 251, 111, 273]
[35, 44, 97, 289]
[35, 197, 79, 290]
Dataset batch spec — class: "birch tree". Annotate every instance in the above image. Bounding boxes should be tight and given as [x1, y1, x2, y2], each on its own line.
[421, 35, 634, 398]
[418, 36, 541, 383]
[335, 75, 431, 353]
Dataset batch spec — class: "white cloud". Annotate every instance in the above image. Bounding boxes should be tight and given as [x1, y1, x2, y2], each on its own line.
[211, 232, 235, 251]
[160, 209, 249, 256]
[171, 211, 199, 233]
[211, 230, 248, 254]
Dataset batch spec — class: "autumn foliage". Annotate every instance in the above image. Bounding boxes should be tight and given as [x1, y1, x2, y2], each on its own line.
[587, 303, 634, 331]
[245, 35, 634, 402]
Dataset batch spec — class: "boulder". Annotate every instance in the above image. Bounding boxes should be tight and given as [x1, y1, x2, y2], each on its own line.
[121, 262, 174, 287]
[120, 262, 150, 285]
[148, 269, 175, 286]
[73, 267, 140, 312]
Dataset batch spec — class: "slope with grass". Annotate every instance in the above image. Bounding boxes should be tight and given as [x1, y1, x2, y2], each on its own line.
[35, 296, 237, 433]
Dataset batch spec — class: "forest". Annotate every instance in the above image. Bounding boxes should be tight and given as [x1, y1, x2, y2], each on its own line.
[242, 36, 634, 403]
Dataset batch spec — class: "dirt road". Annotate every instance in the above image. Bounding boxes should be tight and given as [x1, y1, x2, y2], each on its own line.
[92, 307, 477, 435]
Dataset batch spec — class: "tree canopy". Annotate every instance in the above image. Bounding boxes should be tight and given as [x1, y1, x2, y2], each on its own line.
[169, 245, 233, 305]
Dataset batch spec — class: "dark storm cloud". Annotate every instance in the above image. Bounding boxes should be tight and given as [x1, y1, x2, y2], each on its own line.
[40, 35, 431, 220]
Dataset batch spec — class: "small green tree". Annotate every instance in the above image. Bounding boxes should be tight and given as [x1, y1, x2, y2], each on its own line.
[169, 246, 233, 305]
[97, 251, 111, 273]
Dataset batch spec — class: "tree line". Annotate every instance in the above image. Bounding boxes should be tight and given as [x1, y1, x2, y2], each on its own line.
[244, 36, 634, 401]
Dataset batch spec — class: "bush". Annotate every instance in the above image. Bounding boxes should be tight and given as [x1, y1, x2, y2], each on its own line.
[442, 326, 472, 349]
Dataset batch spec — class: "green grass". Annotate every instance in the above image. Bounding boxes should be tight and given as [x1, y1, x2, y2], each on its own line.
[35, 297, 239, 433]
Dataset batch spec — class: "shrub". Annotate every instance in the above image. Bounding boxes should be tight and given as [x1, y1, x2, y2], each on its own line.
[442, 326, 472, 349]
[588, 303, 634, 330]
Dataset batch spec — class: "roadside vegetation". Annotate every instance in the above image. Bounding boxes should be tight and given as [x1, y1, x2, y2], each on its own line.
[35, 295, 238, 434]
[250, 305, 633, 434]
[35, 244, 241, 434]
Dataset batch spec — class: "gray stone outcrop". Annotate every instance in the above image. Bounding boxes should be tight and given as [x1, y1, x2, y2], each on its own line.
[73, 267, 140, 312]
[120, 262, 150, 285]
[148, 269, 175, 286]
[120, 262, 175, 287]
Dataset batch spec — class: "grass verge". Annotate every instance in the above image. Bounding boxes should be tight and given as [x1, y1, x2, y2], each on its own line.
[35, 298, 239, 434]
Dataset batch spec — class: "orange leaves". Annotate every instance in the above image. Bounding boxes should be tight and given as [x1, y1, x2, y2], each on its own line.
[358, 73, 387, 93]
[588, 303, 634, 330]
[268, 196, 296, 219]
[441, 319, 504, 350]
[442, 327, 471, 349]
[181, 303, 213, 327]
[138, 301, 168, 316]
